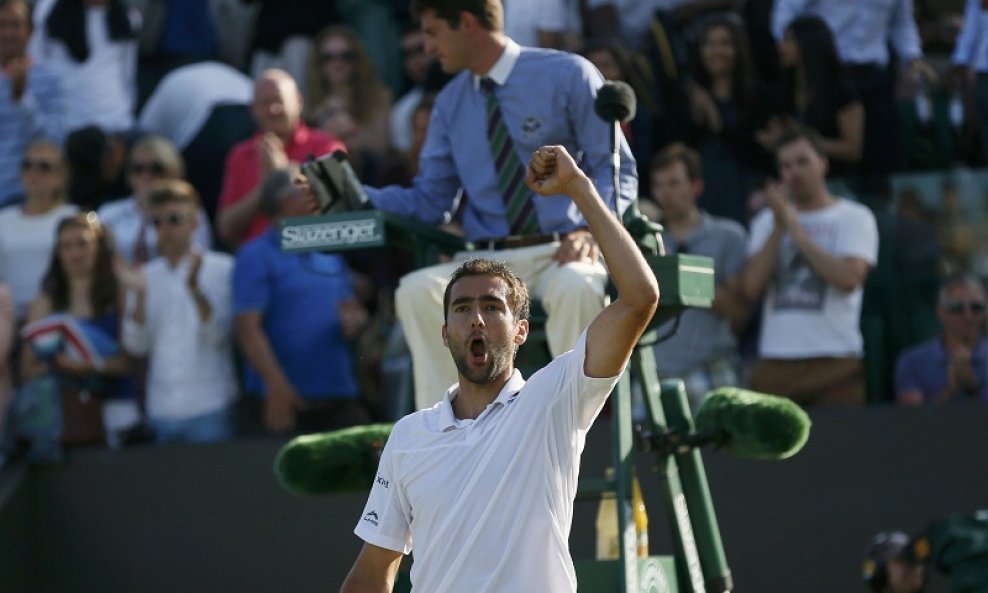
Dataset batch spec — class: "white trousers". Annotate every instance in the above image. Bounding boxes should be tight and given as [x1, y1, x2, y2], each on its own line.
[395, 243, 608, 410]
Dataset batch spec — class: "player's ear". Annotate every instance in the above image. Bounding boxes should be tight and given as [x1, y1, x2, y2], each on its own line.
[514, 319, 528, 346]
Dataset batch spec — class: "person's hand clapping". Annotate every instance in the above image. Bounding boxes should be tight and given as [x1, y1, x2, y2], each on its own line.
[259, 132, 290, 174]
[526, 146, 588, 197]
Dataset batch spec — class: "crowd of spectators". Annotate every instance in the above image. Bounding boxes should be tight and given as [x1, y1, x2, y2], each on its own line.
[0, 0, 986, 462]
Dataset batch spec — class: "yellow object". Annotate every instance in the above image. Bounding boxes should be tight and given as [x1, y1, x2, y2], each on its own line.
[632, 469, 649, 558]
[595, 468, 619, 560]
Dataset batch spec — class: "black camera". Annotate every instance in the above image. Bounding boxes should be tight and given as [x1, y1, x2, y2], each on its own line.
[300, 150, 371, 214]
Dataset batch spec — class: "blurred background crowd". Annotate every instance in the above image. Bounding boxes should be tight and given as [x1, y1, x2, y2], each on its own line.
[0, 0, 986, 463]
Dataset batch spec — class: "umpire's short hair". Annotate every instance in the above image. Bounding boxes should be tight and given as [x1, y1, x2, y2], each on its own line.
[258, 169, 298, 219]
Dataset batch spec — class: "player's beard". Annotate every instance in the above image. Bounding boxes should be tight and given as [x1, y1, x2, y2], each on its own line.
[451, 336, 516, 385]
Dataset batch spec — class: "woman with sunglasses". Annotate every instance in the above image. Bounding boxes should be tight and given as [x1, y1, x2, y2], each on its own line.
[0, 139, 78, 322]
[96, 135, 212, 266]
[12, 214, 138, 460]
[305, 25, 393, 159]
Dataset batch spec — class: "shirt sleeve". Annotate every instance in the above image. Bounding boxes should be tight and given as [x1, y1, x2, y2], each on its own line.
[719, 221, 749, 280]
[952, 0, 982, 66]
[836, 203, 879, 265]
[889, 0, 923, 62]
[559, 330, 622, 431]
[365, 96, 462, 226]
[353, 427, 413, 554]
[20, 68, 65, 144]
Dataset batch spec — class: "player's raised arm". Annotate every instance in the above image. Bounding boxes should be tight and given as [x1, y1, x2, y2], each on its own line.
[526, 146, 658, 378]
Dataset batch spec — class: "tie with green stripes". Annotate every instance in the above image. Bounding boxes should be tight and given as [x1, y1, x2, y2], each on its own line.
[481, 77, 539, 236]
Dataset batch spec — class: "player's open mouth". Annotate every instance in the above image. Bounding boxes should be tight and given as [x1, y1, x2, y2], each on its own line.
[469, 337, 488, 364]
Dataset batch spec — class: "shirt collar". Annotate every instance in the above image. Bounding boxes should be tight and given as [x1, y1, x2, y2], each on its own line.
[473, 39, 521, 91]
[437, 369, 526, 431]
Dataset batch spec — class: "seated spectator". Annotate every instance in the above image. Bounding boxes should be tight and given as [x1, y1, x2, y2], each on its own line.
[0, 0, 65, 208]
[772, 0, 933, 191]
[216, 69, 345, 248]
[894, 274, 988, 405]
[120, 180, 237, 443]
[389, 23, 434, 155]
[741, 127, 878, 406]
[97, 135, 212, 266]
[650, 143, 749, 407]
[136, 61, 256, 225]
[233, 169, 370, 435]
[758, 16, 864, 180]
[306, 25, 392, 158]
[27, 0, 138, 135]
[10, 214, 137, 460]
[688, 13, 775, 226]
[0, 139, 78, 321]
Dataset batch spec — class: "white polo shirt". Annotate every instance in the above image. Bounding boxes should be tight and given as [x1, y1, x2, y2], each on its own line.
[354, 331, 619, 593]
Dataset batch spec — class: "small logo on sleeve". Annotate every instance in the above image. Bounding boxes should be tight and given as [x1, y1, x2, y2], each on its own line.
[363, 510, 380, 527]
[376, 475, 390, 488]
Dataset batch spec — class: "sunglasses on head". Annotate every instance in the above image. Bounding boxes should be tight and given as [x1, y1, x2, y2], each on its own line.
[151, 213, 189, 228]
[21, 159, 56, 173]
[130, 161, 167, 176]
[945, 300, 986, 314]
[320, 50, 356, 64]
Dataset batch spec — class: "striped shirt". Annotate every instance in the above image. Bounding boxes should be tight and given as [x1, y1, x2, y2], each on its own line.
[0, 62, 65, 207]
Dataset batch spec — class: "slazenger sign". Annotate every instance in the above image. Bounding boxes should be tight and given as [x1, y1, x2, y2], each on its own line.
[280, 214, 385, 253]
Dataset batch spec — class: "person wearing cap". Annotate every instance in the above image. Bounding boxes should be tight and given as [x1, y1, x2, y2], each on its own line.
[894, 273, 988, 405]
[232, 168, 370, 435]
[862, 531, 925, 593]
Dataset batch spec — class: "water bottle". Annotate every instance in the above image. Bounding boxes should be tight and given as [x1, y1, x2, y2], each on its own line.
[632, 469, 650, 557]
[595, 467, 620, 560]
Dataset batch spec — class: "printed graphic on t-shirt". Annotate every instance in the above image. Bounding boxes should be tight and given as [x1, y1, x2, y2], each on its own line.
[773, 249, 825, 310]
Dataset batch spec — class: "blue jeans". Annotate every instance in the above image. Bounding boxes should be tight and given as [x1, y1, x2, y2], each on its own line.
[150, 408, 233, 445]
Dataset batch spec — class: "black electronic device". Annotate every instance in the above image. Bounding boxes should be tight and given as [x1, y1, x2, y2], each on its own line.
[300, 150, 370, 214]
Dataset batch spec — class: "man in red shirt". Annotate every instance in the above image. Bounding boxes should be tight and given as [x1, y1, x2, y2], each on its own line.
[216, 68, 344, 247]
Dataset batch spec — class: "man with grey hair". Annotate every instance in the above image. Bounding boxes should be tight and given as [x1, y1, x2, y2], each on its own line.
[894, 274, 988, 405]
[232, 169, 370, 435]
[216, 69, 345, 248]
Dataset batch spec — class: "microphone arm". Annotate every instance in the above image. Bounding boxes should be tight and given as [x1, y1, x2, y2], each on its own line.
[610, 119, 621, 218]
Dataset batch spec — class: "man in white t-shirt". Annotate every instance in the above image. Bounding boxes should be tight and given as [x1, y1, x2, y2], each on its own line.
[340, 144, 659, 593]
[740, 126, 878, 406]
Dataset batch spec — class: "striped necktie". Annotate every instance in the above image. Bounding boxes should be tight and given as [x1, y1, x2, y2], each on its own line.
[480, 77, 538, 236]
